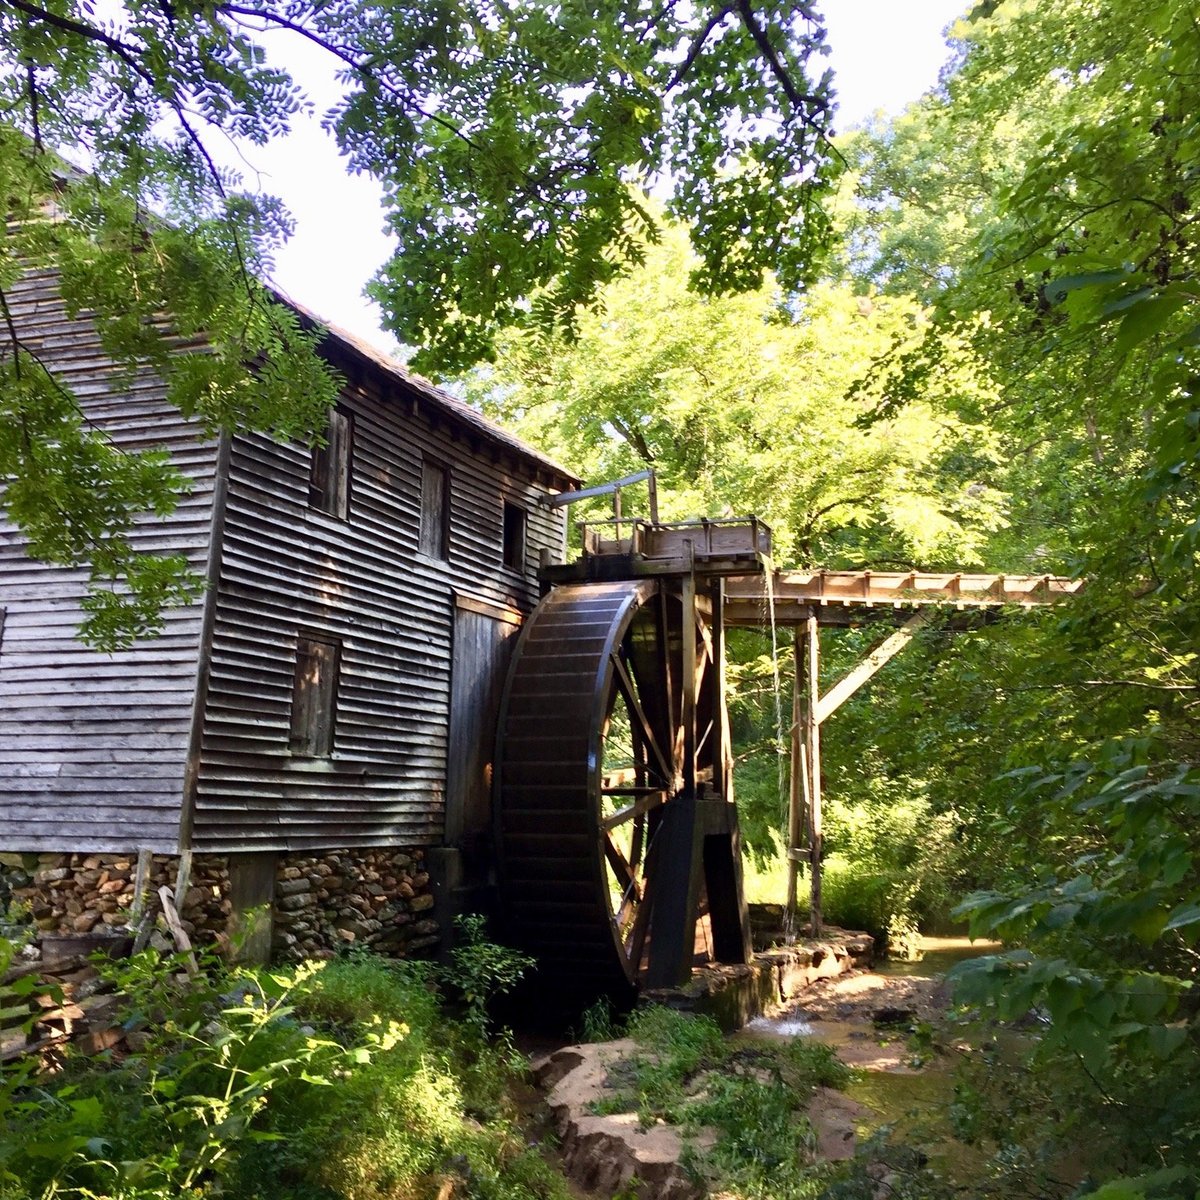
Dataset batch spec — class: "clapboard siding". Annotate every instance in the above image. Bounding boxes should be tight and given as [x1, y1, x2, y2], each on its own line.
[0, 269, 218, 853]
[189, 349, 571, 852]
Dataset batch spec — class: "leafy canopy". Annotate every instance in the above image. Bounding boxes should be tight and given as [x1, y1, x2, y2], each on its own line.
[834, 0, 1200, 1185]
[471, 223, 1006, 570]
[0, 0, 841, 645]
[0, 0, 842, 367]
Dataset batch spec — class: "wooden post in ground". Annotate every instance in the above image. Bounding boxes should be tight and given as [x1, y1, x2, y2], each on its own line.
[805, 616, 823, 936]
[785, 629, 804, 932]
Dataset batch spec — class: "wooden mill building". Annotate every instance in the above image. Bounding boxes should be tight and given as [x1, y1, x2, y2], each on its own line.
[0, 264, 577, 955]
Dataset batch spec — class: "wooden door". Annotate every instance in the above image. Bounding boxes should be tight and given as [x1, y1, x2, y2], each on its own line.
[446, 596, 522, 873]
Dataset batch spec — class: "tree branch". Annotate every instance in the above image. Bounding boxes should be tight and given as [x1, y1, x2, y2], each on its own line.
[218, 4, 485, 153]
[0, 0, 145, 75]
[669, 6, 733, 89]
[734, 0, 829, 115]
[0, 286, 24, 382]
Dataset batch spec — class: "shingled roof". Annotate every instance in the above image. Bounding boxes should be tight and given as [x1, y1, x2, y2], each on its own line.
[283, 290, 580, 490]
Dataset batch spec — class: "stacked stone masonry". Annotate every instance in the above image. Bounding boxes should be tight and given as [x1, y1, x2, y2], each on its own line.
[271, 848, 439, 961]
[0, 848, 437, 961]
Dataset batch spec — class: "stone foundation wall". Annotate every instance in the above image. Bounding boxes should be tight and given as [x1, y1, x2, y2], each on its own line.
[0, 852, 230, 942]
[271, 848, 439, 960]
[0, 847, 438, 962]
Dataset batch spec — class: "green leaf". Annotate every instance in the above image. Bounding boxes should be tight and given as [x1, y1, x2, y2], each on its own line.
[1113, 290, 1191, 356]
[1165, 901, 1200, 932]
[1045, 268, 1128, 305]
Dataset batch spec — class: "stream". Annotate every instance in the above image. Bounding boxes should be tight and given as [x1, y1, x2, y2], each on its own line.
[736, 936, 1002, 1174]
[522, 936, 1009, 1197]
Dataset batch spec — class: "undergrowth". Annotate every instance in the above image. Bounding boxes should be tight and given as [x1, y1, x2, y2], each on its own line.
[587, 1005, 852, 1200]
[0, 937, 567, 1200]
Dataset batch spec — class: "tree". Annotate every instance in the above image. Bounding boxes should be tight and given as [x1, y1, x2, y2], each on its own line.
[837, 1, 1200, 1186]
[0, 0, 844, 648]
[0, 0, 841, 645]
[470, 223, 1005, 570]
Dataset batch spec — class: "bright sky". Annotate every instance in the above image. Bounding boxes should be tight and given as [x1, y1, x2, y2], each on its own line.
[250, 1, 966, 357]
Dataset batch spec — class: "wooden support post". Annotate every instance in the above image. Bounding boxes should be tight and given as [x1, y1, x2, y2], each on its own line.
[711, 581, 731, 798]
[129, 848, 153, 926]
[705, 580, 753, 965]
[681, 561, 697, 796]
[644, 792, 704, 987]
[785, 629, 804, 932]
[805, 616, 823, 936]
[174, 849, 193, 913]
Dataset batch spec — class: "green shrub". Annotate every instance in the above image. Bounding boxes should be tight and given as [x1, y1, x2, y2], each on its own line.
[292, 950, 437, 1032]
[438, 914, 535, 1033]
[0, 940, 569, 1200]
[684, 1072, 823, 1200]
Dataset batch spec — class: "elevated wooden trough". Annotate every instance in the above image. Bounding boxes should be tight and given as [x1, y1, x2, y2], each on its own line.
[724, 568, 1084, 627]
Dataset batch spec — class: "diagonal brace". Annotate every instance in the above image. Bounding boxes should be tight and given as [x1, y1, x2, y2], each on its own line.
[813, 609, 935, 725]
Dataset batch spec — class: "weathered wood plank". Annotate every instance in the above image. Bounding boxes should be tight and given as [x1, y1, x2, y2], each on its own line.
[0, 273, 214, 852]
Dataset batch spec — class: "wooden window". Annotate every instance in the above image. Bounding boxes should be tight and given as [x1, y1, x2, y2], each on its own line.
[289, 635, 340, 756]
[420, 458, 450, 559]
[502, 501, 526, 572]
[309, 408, 352, 519]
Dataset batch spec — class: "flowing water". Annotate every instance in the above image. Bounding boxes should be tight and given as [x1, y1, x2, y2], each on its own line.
[737, 937, 1003, 1178]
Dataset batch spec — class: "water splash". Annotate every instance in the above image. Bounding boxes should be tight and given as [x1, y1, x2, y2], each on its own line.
[746, 1013, 815, 1037]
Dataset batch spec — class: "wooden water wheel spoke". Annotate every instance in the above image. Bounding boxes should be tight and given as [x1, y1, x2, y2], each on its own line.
[610, 651, 673, 785]
[626, 863, 655, 968]
[604, 832, 639, 890]
[655, 590, 677, 753]
[600, 789, 668, 831]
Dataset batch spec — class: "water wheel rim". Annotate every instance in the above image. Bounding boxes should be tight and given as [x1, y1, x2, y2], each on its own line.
[494, 578, 718, 998]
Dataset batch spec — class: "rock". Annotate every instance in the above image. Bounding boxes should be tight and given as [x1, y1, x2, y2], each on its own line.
[277, 878, 314, 897]
[871, 1007, 915, 1027]
[277, 893, 315, 912]
[72, 913, 100, 933]
[409, 893, 435, 913]
[537, 1042, 708, 1200]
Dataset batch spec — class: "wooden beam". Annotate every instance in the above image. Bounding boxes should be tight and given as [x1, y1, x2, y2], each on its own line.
[681, 569, 698, 796]
[805, 616, 823, 937]
[710, 581, 731, 799]
[785, 628, 804, 931]
[814, 609, 934, 725]
[722, 569, 1084, 627]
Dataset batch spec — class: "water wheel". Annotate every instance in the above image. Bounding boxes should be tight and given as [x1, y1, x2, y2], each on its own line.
[495, 578, 751, 1010]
